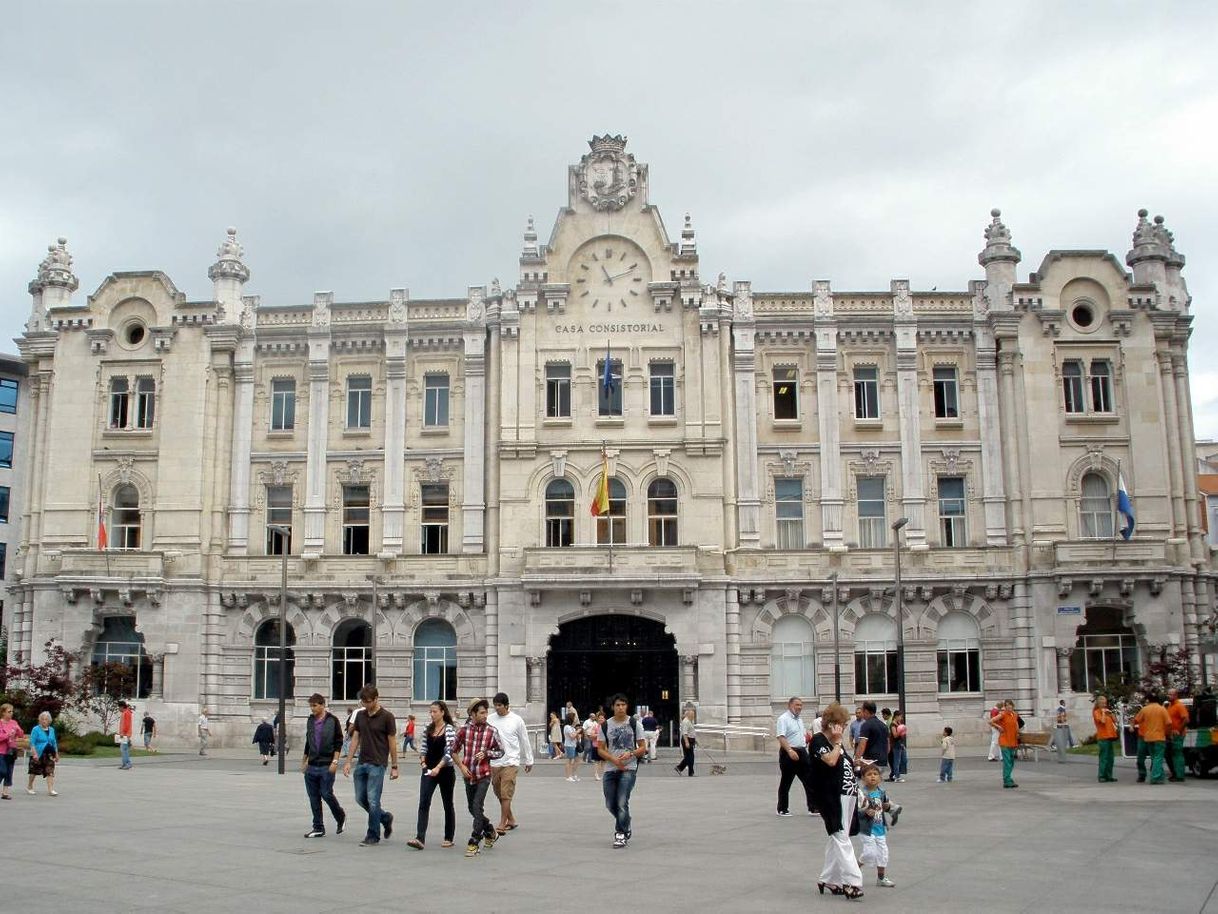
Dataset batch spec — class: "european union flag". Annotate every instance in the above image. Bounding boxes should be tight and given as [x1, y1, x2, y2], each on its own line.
[1116, 473, 1135, 541]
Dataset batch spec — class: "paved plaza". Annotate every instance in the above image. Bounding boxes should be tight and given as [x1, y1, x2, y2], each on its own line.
[5, 747, 1217, 913]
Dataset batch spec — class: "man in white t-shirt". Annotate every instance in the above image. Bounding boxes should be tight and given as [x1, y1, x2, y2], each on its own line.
[775, 697, 817, 817]
[488, 692, 534, 835]
[197, 708, 211, 757]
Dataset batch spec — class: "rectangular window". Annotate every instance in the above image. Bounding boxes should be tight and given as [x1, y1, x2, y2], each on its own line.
[937, 646, 982, 693]
[854, 649, 899, 694]
[933, 366, 959, 419]
[597, 359, 623, 417]
[857, 476, 886, 549]
[773, 367, 799, 420]
[265, 485, 292, 555]
[0, 378, 17, 414]
[1070, 633, 1139, 693]
[775, 477, 804, 549]
[109, 377, 130, 429]
[1062, 360, 1086, 414]
[1090, 360, 1113, 413]
[271, 379, 296, 431]
[346, 375, 372, 429]
[938, 476, 966, 547]
[421, 483, 449, 554]
[0, 484, 9, 523]
[135, 377, 156, 429]
[0, 431, 12, 469]
[342, 484, 370, 555]
[649, 362, 675, 416]
[0, 541, 5, 578]
[424, 373, 450, 427]
[854, 366, 879, 419]
[545, 363, 571, 418]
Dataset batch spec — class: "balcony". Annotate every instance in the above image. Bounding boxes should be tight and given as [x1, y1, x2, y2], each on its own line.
[53, 549, 166, 578]
[520, 544, 709, 587]
[221, 552, 489, 585]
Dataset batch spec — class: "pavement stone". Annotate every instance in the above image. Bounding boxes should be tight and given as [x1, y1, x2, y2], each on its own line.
[4, 748, 1217, 913]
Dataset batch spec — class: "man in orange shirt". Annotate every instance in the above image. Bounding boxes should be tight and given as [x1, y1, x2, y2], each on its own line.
[1133, 695, 1172, 785]
[1165, 689, 1190, 783]
[1092, 695, 1119, 783]
[988, 699, 1020, 788]
[117, 700, 134, 770]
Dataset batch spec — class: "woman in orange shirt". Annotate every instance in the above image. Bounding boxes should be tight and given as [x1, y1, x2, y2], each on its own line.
[989, 699, 1020, 788]
[1092, 695, 1119, 783]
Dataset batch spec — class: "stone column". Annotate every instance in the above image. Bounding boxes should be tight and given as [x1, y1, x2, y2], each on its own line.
[226, 355, 255, 553]
[148, 654, 164, 699]
[681, 655, 699, 703]
[381, 343, 407, 551]
[893, 281, 926, 546]
[1173, 353, 1206, 563]
[1011, 582, 1037, 712]
[1156, 349, 1186, 540]
[732, 282, 760, 546]
[996, 347, 1025, 544]
[303, 301, 332, 555]
[813, 283, 844, 549]
[725, 588, 742, 723]
[482, 591, 497, 690]
[973, 291, 1008, 545]
[526, 656, 544, 703]
[1055, 647, 1074, 698]
[462, 288, 488, 552]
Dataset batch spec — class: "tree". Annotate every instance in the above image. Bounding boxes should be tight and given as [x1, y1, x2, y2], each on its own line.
[1137, 643, 1193, 702]
[1, 639, 77, 729]
[75, 662, 136, 734]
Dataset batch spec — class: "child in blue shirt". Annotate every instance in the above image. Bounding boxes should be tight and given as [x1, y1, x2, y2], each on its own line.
[857, 764, 895, 887]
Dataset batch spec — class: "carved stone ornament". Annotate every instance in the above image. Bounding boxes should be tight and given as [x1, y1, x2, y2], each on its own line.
[467, 286, 486, 325]
[779, 449, 798, 476]
[312, 292, 332, 330]
[892, 280, 913, 317]
[116, 456, 135, 485]
[423, 457, 445, 482]
[734, 282, 754, 319]
[389, 288, 408, 324]
[578, 135, 639, 211]
[813, 280, 833, 317]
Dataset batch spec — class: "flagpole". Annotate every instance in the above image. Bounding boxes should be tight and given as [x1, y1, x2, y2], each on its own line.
[603, 440, 613, 574]
[1111, 459, 1120, 565]
[99, 473, 111, 578]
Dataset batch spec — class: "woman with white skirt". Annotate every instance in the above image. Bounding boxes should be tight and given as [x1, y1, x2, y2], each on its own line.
[809, 703, 863, 900]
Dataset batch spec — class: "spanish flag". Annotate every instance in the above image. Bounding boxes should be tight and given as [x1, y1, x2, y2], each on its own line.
[590, 449, 609, 516]
[97, 476, 108, 550]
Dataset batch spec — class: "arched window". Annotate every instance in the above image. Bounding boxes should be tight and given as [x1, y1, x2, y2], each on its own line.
[111, 485, 141, 550]
[332, 619, 373, 701]
[596, 478, 627, 545]
[1071, 607, 1139, 693]
[545, 479, 575, 547]
[853, 613, 898, 695]
[90, 616, 152, 699]
[253, 619, 296, 700]
[647, 478, 678, 546]
[1080, 473, 1114, 538]
[771, 615, 815, 699]
[413, 619, 457, 702]
[936, 612, 981, 693]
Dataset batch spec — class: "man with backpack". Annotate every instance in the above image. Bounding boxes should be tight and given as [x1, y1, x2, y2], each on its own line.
[596, 693, 647, 849]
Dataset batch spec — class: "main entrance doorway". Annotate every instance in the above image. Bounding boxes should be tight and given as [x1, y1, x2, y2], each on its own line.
[547, 614, 679, 744]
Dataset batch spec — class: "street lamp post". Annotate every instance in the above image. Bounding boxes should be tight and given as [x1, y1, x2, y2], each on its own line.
[830, 570, 841, 703]
[366, 574, 383, 683]
[891, 517, 909, 717]
[267, 524, 292, 775]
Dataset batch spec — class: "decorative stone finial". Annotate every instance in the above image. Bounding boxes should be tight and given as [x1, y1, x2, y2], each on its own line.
[977, 208, 1020, 267]
[680, 213, 697, 256]
[522, 215, 539, 259]
[1152, 214, 1185, 267]
[208, 226, 250, 283]
[1126, 208, 1169, 268]
[37, 237, 80, 293]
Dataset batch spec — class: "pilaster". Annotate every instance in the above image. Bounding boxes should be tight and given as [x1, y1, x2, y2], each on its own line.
[226, 349, 256, 553]
[892, 280, 926, 546]
[731, 282, 760, 546]
[462, 287, 488, 552]
[813, 281, 845, 550]
[303, 298, 332, 555]
[972, 282, 1008, 545]
[381, 290, 409, 553]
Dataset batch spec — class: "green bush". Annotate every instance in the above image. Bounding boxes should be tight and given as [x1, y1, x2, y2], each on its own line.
[57, 734, 96, 756]
[83, 730, 113, 747]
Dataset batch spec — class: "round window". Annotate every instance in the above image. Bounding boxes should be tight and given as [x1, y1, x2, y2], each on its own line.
[125, 323, 146, 346]
[1071, 303, 1094, 328]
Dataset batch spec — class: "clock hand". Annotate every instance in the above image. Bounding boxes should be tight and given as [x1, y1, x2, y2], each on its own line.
[607, 266, 637, 281]
[602, 265, 613, 284]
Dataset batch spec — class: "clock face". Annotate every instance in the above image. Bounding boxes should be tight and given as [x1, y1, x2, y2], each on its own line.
[569, 238, 650, 312]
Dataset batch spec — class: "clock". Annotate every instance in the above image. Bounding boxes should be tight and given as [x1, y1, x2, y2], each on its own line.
[569, 238, 651, 312]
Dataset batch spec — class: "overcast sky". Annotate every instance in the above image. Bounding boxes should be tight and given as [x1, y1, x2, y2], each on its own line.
[2, 1, 1215, 439]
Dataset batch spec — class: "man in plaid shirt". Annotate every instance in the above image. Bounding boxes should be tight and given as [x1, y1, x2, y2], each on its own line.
[453, 698, 504, 856]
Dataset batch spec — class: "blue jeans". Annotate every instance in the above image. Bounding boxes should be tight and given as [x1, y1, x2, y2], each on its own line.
[938, 758, 954, 781]
[304, 765, 346, 832]
[352, 763, 391, 841]
[120, 739, 131, 768]
[602, 768, 638, 836]
[890, 743, 906, 779]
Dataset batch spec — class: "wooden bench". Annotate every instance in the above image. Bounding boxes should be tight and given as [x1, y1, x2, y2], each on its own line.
[1017, 730, 1052, 761]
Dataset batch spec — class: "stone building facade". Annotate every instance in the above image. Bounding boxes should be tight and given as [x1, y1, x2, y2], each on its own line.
[9, 138, 1215, 745]
[1, 353, 29, 642]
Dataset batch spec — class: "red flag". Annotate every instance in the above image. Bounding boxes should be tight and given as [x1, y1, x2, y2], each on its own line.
[97, 482, 108, 550]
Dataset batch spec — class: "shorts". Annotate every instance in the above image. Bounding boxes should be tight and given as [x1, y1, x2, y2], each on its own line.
[491, 765, 518, 800]
[564, 746, 577, 760]
[860, 832, 889, 868]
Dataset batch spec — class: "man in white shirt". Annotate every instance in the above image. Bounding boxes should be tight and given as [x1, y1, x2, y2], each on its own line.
[488, 692, 533, 834]
[775, 696, 817, 817]
[197, 708, 211, 757]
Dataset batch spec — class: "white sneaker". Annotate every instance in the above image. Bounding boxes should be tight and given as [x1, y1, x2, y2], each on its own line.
[572, 776, 580, 782]
[612, 833, 626, 849]
[25, 789, 35, 795]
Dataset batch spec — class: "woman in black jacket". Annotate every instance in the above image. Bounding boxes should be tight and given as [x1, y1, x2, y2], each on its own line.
[253, 719, 275, 765]
[407, 700, 458, 850]
[809, 703, 863, 900]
